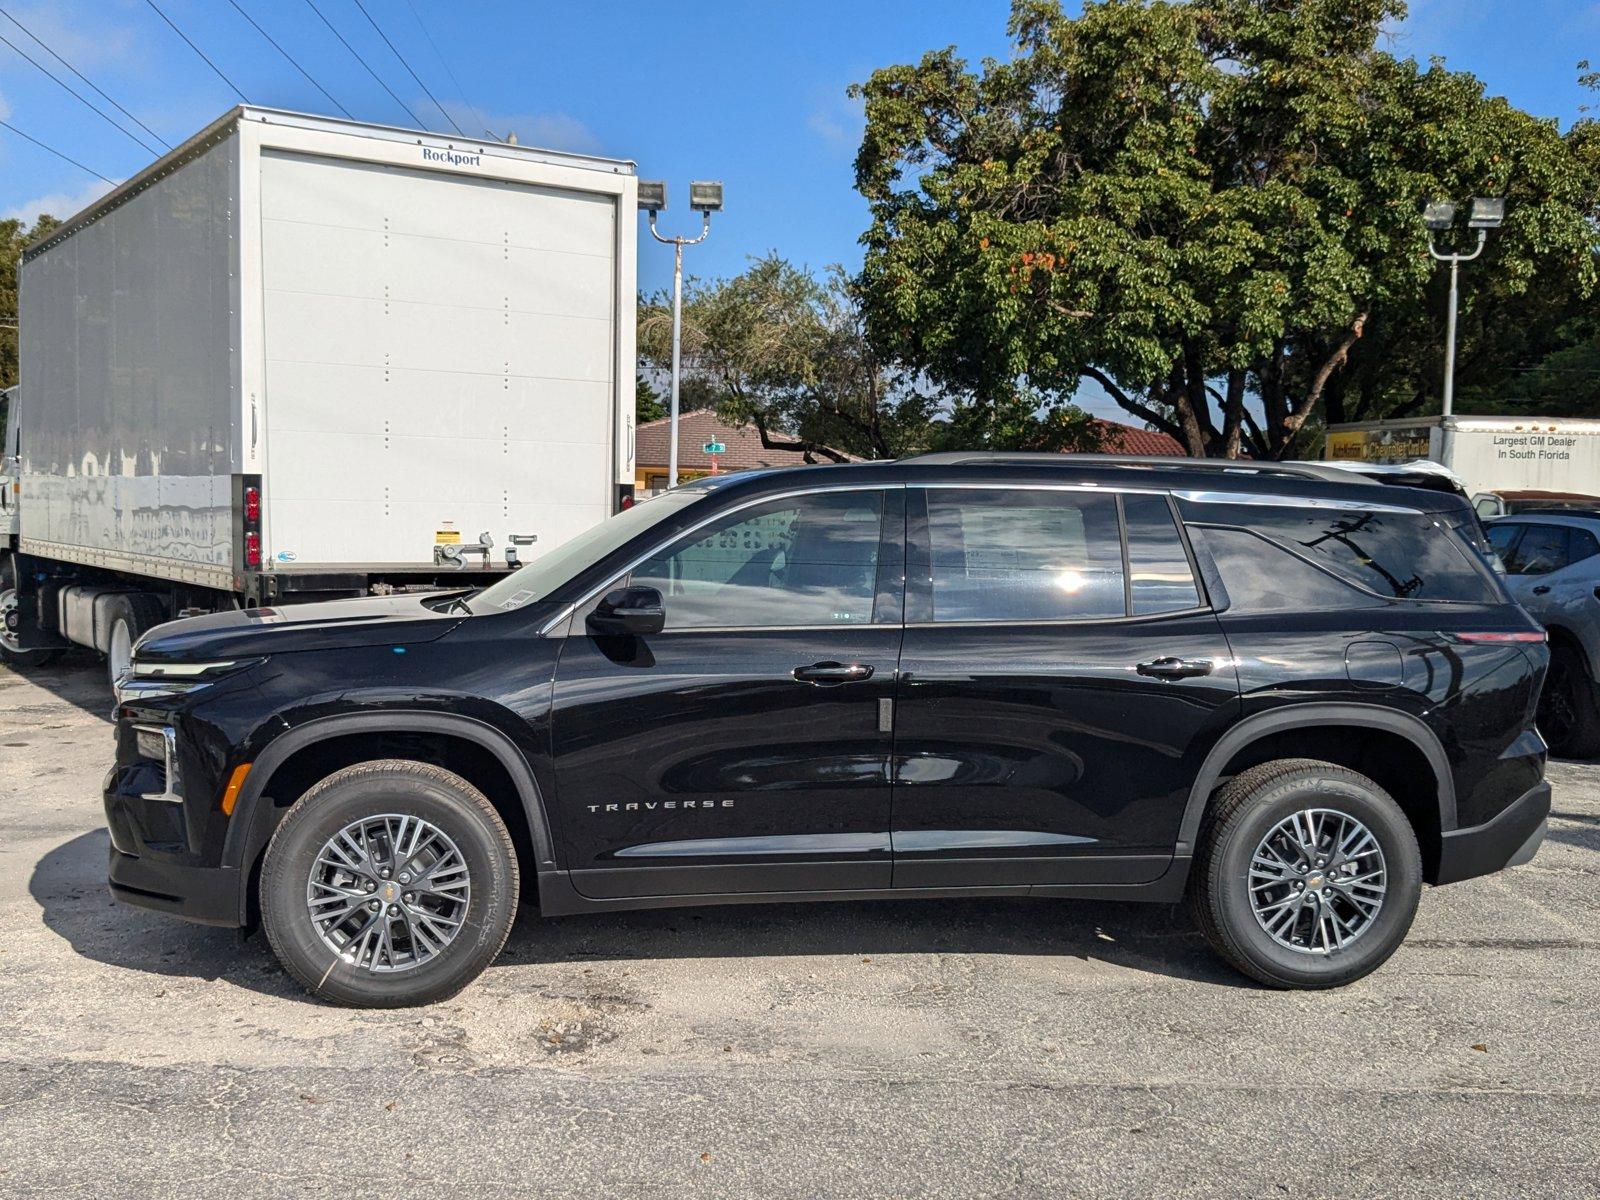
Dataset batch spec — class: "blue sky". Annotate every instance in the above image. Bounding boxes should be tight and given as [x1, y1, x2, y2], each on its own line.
[1, 0, 1597, 417]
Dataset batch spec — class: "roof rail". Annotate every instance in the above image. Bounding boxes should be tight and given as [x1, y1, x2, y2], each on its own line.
[902, 452, 1378, 485]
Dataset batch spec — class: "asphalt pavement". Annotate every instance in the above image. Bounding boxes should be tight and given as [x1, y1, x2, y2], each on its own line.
[2, 655, 1597, 1199]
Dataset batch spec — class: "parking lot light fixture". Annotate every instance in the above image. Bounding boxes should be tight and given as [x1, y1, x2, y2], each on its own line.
[643, 179, 722, 488]
[1424, 197, 1503, 454]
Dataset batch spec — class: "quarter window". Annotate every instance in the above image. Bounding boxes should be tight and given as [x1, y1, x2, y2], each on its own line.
[925, 489, 1126, 621]
[1245, 509, 1497, 602]
[629, 490, 884, 630]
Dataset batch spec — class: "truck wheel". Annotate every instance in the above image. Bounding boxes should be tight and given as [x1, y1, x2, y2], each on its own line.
[261, 760, 519, 1007]
[0, 559, 59, 669]
[1189, 759, 1421, 989]
[102, 593, 167, 694]
[1538, 646, 1600, 760]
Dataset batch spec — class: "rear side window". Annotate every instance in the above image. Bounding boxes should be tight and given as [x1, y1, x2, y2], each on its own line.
[1123, 494, 1201, 615]
[925, 489, 1125, 621]
[1572, 528, 1600, 566]
[1243, 508, 1497, 602]
[1486, 523, 1524, 565]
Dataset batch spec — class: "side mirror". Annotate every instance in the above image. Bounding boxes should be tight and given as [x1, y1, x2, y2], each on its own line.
[587, 586, 665, 636]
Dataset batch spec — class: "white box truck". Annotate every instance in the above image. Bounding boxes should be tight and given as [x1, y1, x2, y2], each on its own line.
[1, 107, 637, 678]
[1325, 416, 1600, 518]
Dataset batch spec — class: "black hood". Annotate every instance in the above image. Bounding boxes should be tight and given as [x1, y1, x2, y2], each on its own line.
[135, 593, 468, 663]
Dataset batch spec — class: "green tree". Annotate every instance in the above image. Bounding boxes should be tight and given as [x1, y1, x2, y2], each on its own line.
[637, 254, 939, 461]
[1, 214, 60, 428]
[852, 0, 1600, 458]
[635, 373, 667, 424]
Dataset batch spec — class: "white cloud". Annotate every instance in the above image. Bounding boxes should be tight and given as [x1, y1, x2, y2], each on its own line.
[434, 101, 602, 154]
[0, 2, 136, 71]
[808, 90, 864, 151]
[2, 177, 117, 224]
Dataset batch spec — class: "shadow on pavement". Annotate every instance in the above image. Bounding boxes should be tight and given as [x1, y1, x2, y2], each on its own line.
[0, 652, 114, 721]
[32, 827, 1246, 999]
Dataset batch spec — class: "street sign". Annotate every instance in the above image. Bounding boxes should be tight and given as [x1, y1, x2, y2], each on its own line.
[702, 441, 726, 455]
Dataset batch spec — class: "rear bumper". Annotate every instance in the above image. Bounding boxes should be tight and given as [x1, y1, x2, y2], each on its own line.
[1435, 781, 1551, 886]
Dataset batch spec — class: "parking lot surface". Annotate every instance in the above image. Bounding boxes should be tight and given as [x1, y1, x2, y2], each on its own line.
[2, 656, 1598, 1199]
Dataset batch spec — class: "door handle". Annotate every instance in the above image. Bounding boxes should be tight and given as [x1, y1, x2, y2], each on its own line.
[1136, 656, 1214, 680]
[792, 661, 875, 685]
[1532, 585, 1551, 595]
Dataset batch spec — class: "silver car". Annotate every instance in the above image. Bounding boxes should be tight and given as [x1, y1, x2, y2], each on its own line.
[1486, 512, 1600, 757]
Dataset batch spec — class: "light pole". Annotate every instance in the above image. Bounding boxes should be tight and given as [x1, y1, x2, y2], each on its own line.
[640, 179, 723, 488]
[1424, 196, 1504, 463]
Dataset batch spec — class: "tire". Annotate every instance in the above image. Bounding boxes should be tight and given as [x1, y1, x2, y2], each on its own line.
[1189, 758, 1422, 989]
[1538, 645, 1600, 760]
[101, 593, 165, 694]
[261, 759, 519, 1007]
[0, 556, 59, 669]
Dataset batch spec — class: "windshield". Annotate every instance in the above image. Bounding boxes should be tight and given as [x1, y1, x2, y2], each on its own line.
[468, 489, 706, 613]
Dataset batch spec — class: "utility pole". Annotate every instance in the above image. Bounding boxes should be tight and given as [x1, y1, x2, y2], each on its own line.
[639, 180, 723, 488]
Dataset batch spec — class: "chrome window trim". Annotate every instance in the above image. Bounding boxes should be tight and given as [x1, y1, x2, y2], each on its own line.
[1173, 489, 1422, 515]
[538, 482, 904, 636]
[911, 481, 1167, 495]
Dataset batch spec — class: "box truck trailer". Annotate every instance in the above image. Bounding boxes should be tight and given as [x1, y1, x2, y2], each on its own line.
[0, 107, 637, 682]
[1325, 416, 1600, 518]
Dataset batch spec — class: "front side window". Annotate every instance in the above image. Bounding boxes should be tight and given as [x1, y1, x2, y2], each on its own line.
[629, 490, 884, 630]
[926, 489, 1126, 622]
[1506, 525, 1571, 577]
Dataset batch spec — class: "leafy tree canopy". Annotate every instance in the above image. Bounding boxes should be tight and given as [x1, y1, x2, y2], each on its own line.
[852, 0, 1600, 457]
[1, 215, 60, 429]
[636, 253, 1114, 459]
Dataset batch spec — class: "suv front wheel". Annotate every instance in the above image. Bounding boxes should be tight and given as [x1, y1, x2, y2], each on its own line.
[1190, 759, 1422, 989]
[261, 759, 520, 1007]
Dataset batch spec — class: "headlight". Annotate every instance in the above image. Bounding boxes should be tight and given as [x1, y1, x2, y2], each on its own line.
[116, 657, 263, 705]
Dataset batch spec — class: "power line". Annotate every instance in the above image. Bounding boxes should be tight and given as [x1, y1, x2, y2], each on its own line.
[302, 0, 424, 129]
[0, 28, 160, 156]
[400, 0, 492, 138]
[225, 0, 352, 118]
[0, 5, 170, 150]
[350, 0, 461, 134]
[0, 116, 116, 184]
[143, 0, 250, 104]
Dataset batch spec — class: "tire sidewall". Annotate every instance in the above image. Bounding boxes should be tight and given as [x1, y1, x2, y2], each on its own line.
[263, 767, 516, 1007]
[1210, 773, 1421, 988]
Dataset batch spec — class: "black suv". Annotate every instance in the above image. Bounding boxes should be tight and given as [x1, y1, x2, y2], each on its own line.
[104, 455, 1551, 1006]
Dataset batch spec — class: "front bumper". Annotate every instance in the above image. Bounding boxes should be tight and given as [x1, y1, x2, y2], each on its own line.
[107, 844, 243, 927]
[1435, 781, 1551, 886]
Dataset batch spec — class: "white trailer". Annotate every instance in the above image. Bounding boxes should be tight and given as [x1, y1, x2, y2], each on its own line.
[2, 107, 637, 675]
[1325, 416, 1600, 517]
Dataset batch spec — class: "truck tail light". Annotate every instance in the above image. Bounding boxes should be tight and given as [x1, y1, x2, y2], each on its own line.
[244, 531, 262, 566]
[244, 486, 260, 523]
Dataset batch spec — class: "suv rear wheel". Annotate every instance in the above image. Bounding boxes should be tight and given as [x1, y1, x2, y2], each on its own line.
[261, 759, 519, 1007]
[1190, 759, 1421, 989]
[1538, 645, 1600, 760]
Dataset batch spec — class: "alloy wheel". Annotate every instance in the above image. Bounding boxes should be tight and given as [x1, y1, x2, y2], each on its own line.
[1248, 808, 1387, 954]
[0, 586, 21, 653]
[306, 813, 471, 972]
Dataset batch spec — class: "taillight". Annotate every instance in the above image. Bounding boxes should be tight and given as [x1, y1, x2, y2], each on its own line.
[1448, 630, 1547, 644]
[244, 486, 260, 523]
[244, 531, 262, 566]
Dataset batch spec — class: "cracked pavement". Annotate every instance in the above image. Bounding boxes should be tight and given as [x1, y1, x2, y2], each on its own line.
[2, 656, 1598, 1198]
